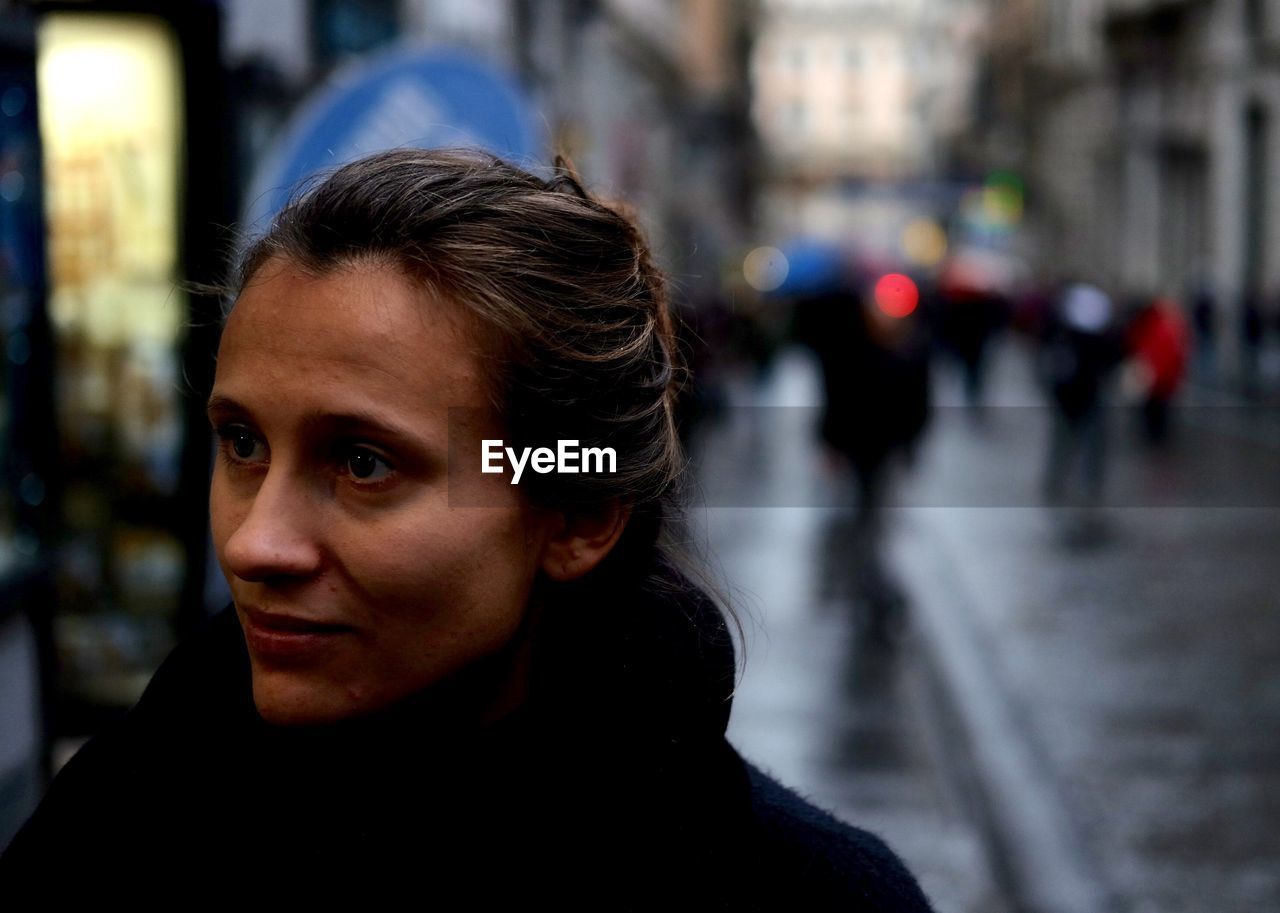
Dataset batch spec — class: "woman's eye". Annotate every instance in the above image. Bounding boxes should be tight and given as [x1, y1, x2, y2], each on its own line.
[232, 431, 258, 459]
[217, 426, 266, 463]
[345, 447, 392, 483]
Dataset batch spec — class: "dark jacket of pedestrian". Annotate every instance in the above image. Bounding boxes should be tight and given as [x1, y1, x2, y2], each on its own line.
[2, 559, 933, 911]
[1041, 284, 1125, 422]
[795, 289, 930, 488]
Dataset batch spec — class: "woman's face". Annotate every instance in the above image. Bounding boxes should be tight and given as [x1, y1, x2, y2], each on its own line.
[209, 258, 553, 725]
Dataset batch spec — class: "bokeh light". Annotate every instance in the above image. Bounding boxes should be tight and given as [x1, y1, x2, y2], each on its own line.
[742, 245, 789, 292]
[874, 272, 919, 318]
[981, 170, 1024, 227]
[901, 218, 947, 267]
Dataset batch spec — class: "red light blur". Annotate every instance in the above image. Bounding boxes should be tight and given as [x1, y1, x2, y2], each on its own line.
[874, 273, 919, 318]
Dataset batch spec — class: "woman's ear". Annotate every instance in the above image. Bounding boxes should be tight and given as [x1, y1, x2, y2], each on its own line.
[540, 500, 632, 582]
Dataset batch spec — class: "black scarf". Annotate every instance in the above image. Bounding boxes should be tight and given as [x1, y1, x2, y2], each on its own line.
[4, 560, 761, 907]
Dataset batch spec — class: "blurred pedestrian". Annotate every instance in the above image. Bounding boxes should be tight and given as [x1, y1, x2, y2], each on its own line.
[1241, 288, 1265, 397]
[796, 285, 930, 513]
[936, 252, 1011, 411]
[1040, 282, 1125, 505]
[1011, 281, 1056, 339]
[1190, 277, 1216, 381]
[1126, 295, 1190, 444]
[0, 150, 934, 910]
[795, 275, 930, 639]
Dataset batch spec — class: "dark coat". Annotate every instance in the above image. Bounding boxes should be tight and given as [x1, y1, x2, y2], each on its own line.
[794, 290, 930, 482]
[1, 564, 934, 911]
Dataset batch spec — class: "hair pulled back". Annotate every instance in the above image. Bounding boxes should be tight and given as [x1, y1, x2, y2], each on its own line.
[231, 148, 687, 588]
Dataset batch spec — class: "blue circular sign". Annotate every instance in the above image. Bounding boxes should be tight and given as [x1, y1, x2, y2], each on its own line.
[244, 47, 543, 228]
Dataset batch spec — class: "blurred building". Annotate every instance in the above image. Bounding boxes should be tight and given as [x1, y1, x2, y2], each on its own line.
[750, 0, 987, 240]
[976, 0, 1280, 377]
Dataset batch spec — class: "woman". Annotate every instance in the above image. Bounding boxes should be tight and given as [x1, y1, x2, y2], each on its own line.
[1, 150, 933, 909]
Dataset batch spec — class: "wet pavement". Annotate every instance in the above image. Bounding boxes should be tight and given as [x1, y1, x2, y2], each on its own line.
[694, 352, 1009, 913]
[695, 342, 1280, 913]
[894, 344, 1280, 913]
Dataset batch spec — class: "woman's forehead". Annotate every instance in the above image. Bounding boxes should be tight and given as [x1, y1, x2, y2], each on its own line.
[217, 259, 493, 411]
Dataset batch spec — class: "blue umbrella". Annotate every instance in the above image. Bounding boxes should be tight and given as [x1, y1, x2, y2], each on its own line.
[771, 239, 850, 297]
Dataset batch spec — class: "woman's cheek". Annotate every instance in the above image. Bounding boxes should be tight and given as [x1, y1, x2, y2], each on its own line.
[349, 532, 466, 607]
[208, 481, 243, 568]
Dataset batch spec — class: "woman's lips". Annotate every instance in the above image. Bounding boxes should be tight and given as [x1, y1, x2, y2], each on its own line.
[240, 608, 354, 661]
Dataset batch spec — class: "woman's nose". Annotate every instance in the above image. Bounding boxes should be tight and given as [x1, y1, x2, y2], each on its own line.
[220, 471, 323, 583]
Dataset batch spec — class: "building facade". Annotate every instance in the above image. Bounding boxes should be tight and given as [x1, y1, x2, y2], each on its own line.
[749, 0, 986, 241]
[980, 0, 1280, 376]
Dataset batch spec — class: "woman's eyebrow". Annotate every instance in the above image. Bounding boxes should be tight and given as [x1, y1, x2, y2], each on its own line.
[206, 392, 246, 418]
[206, 393, 440, 451]
[297, 408, 429, 446]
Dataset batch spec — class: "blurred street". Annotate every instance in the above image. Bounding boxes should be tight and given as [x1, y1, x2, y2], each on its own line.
[704, 344, 1280, 913]
[5, 0, 1280, 903]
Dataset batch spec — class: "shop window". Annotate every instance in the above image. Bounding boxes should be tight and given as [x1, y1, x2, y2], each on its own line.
[37, 11, 185, 717]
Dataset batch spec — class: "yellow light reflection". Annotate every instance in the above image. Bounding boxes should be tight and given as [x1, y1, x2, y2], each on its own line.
[38, 12, 184, 345]
[901, 218, 947, 267]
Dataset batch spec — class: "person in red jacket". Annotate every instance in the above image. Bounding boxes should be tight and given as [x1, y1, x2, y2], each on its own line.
[1127, 296, 1190, 444]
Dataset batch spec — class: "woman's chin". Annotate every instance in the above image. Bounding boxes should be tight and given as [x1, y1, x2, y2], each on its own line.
[248, 667, 373, 726]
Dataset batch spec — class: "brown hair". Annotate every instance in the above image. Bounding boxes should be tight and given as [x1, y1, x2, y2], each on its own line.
[230, 148, 698, 595]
